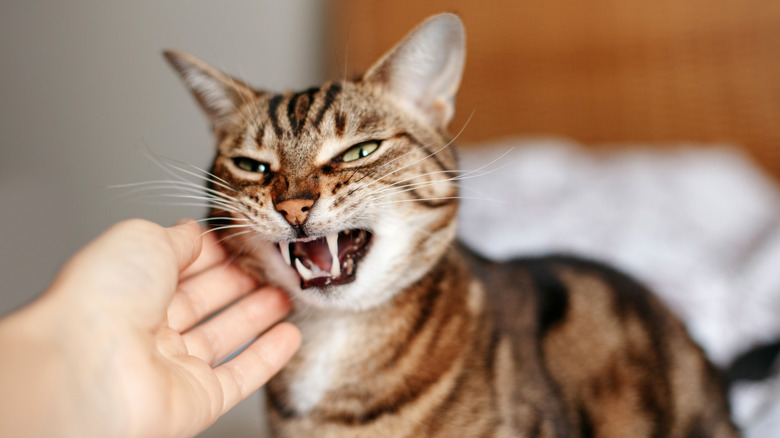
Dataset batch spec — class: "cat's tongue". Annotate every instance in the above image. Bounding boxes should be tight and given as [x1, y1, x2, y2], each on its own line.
[281, 230, 371, 289]
[291, 237, 334, 279]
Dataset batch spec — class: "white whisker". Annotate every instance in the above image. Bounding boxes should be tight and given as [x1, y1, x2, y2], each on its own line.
[216, 229, 256, 245]
[110, 180, 239, 203]
[359, 110, 475, 190]
[368, 195, 505, 207]
[198, 223, 253, 239]
[195, 216, 252, 224]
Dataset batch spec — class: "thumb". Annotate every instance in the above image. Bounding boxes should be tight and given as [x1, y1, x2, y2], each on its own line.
[47, 219, 204, 324]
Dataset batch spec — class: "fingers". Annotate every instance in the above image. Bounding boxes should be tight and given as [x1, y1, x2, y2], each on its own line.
[181, 287, 292, 365]
[215, 322, 301, 415]
[163, 219, 204, 273]
[50, 219, 201, 302]
[180, 231, 228, 280]
[167, 262, 258, 333]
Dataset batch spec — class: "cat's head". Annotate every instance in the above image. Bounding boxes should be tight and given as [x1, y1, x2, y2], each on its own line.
[165, 14, 465, 310]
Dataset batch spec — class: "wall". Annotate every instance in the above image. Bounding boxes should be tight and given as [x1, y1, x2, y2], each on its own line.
[0, 1, 325, 436]
[331, 0, 780, 178]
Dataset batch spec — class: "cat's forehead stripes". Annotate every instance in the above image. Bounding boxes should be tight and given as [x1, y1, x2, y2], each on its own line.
[260, 82, 345, 143]
[287, 87, 319, 137]
[312, 83, 342, 131]
[267, 94, 285, 138]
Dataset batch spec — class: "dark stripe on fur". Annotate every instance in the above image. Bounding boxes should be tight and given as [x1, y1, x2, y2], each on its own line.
[268, 94, 284, 137]
[578, 406, 595, 438]
[683, 415, 709, 438]
[357, 114, 381, 131]
[323, 260, 464, 426]
[526, 260, 569, 335]
[334, 111, 347, 137]
[312, 82, 342, 131]
[323, 356, 457, 426]
[266, 386, 298, 420]
[287, 87, 318, 137]
[382, 271, 444, 369]
[417, 372, 470, 436]
[484, 329, 501, 386]
[255, 125, 265, 147]
[408, 187, 457, 208]
[394, 131, 453, 175]
[549, 256, 675, 437]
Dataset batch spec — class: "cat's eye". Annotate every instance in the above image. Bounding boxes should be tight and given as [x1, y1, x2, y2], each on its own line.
[232, 157, 269, 174]
[342, 141, 380, 163]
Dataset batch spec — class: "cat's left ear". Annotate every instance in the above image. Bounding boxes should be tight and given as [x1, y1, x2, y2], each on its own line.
[362, 13, 466, 131]
[164, 51, 255, 130]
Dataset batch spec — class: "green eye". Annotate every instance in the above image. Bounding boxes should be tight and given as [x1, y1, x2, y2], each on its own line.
[342, 141, 380, 163]
[233, 157, 269, 173]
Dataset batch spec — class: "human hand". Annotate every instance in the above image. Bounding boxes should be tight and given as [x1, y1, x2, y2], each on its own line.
[0, 219, 300, 438]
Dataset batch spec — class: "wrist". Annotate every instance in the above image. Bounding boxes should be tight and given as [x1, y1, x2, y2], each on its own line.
[0, 296, 119, 437]
[0, 302, 68, 436]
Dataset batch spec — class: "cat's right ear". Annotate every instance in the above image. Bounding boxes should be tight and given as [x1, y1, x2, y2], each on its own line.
[163, 51, 255, 129]
[362, 13, 466, 132]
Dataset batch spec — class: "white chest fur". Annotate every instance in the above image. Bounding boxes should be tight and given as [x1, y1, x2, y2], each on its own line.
[286, 309, 351, 414]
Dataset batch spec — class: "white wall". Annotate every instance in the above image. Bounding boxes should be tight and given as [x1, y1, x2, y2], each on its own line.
[0, 1, 326, 436]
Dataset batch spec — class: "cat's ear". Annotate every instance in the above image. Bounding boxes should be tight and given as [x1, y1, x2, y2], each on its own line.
[363, 13, 465, 131]
[164, 51, 255, 129]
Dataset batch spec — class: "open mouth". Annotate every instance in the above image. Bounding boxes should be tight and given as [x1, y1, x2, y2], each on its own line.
[277, 230, 372, 289]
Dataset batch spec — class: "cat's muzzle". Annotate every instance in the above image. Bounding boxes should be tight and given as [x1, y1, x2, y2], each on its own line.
[277, 229, 372, 289]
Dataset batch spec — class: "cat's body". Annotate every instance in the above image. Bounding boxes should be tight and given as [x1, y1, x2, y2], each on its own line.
[265, 248, 735, 437]
[165, 14, 739, 437]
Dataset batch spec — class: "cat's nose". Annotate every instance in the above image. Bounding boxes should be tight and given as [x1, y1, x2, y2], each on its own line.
[275, 198, 315, 226]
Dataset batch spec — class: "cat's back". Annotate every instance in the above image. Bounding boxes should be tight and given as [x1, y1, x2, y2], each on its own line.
[463, 248, 739, 437]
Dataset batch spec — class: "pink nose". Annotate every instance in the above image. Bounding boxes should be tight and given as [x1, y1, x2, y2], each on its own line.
[275, 198, 314, 226]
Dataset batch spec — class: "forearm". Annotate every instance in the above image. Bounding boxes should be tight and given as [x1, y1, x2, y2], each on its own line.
[0, 299, 115, 437]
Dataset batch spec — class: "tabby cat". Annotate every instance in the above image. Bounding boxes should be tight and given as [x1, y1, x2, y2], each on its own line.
[165, 13, 739, 437]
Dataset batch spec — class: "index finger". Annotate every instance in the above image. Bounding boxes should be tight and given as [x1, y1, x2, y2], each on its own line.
[164, 219, 205, 273]
[215, 322, 301, 415]
[180, 230, 228, 280]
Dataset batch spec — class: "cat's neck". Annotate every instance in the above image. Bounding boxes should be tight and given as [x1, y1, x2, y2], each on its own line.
[269, 247, 486, 419]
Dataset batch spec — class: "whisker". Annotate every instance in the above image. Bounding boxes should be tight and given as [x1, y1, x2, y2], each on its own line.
[369, 164, 510, 200]
[121, 190, 242, 209]
[198, 223, 253, 239]
[166, 159, 242, 194]
[366, 146, 517, 200]
[371, 169, 472, 193]
[138, 145, 241, 195]
[110, 180, 239, 202]
[129, 199, 245, 214]
[356, 109, 475, 189]
[158, 159, 241, 194]
[368, 195, 506, 207]
[195, 216, 252, 224]
[215, 229, 256, 245]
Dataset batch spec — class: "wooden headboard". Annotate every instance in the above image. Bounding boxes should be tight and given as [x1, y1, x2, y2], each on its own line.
[328, 0, 780, 179]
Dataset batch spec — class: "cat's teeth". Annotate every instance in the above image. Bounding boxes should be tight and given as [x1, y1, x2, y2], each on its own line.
[295, 258, 314, 281]
[279, 242, 291, 266]
[326, 233, 341, 277]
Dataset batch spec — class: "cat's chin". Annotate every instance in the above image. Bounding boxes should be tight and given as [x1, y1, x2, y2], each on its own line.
[276, 229, 372, 290]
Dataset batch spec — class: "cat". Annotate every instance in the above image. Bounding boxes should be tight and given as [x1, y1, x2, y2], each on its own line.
[165, 13, 739, 437]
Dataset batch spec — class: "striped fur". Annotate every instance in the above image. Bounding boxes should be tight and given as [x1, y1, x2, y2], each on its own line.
[166, 13, 739, 438]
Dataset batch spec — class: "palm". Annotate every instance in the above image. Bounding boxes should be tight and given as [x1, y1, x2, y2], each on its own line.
[56, 221, 299, 438]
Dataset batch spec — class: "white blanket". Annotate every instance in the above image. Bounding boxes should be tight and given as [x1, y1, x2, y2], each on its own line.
[456, 137, 780, 433]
